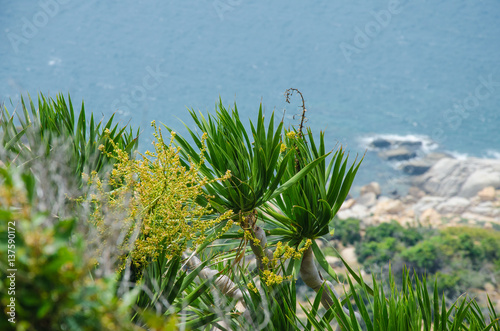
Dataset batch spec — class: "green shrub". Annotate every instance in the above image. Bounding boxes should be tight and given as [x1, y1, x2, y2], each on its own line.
[0, 167, 140, 330]
[364, 220, 424, 246]
[401, 240, 442, 274]
[356, 238, 400, 266]
[356, 221, 425, 268]
[331, 218, 361, 246]
[434, 271, 462, 299]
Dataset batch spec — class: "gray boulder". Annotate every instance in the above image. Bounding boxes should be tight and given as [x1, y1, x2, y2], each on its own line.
[356, 192, 378, 208]
[460, 169, 500, 197]
[370, 138, 392, 149]
[399, 141, 423, 148]
[414, 157, 500, 198]
[402, 162, 431, 175]
[436, 197, 470, 214]
[360, 182, 381, 197]
[413, 196, 446, 215]
[401, 153, 451, 175]
[379, 147, 417, 161]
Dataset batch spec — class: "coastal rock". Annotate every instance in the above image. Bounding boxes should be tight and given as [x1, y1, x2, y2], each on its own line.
[374, 198, 404, 215]
[477, 186, 496, 201]
[415, 158, 462, 196]
[460, 170, 500, 197]
[461, 212, 497, 224]
[337, 204, 370, 220]
[370, 138, 391, 149]
[340, 157, 500, 230]
[425, 152, 453, 163]
[420, 208, 442, 226]
[413, 196, 445, 215]
[399, 141, 423, 149]
[468, 202, 500, 218]
[402, 161, 431, 175]
[340, 198, 356, 211]
[356, 192, 378, 208]
[436, 197, 470, 214]
[414, 158, 500, 198]
[360, 182, 381, 197]
[408, 186, 426, 199]
[378, 147, 416, 161]
[369, 136, 433, 152]
[401, 153, 450, 175]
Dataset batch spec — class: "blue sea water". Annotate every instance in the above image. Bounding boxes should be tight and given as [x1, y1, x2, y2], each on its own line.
[1, 0, 500, 194]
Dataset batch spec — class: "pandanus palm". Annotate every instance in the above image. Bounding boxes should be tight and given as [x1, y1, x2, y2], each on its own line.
[168, 101, 325, 233]
[169, 100, 361, 327]
[262, 127, 363, 311]
[167, 101, 328, 326]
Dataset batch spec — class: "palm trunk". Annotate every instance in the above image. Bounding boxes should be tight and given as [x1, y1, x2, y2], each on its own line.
[299, 246, 354, 317]
[249, 226, 273, 271]
[183, 252, 246, 312]
[183, 252, 262, 330]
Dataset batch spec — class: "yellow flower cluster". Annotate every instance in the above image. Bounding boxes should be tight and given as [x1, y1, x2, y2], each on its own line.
[272, 239, 312, 262]
[252, 239, 312, 273]
[262, 270, 287, 287]
[86, 122, 233, 269]
[286, 131, 297, 140]
[244, 229, 261, 247]
[247, 282, 258, 293]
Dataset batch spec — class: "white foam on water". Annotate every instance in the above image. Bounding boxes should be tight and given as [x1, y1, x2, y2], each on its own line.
[359, 134, 439, 153]
[446, 150, 469, 160]
[48, 57, 61, 66]
[485, 150, 500, 159]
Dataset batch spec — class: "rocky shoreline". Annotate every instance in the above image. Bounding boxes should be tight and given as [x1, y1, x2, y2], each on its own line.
[339, 137, 500, 229]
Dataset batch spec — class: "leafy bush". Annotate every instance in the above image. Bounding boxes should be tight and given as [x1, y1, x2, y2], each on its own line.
[401, 240, 442, 274]
[0, 167, 140, 330]
[331, 217, 361, 246]
[443, 227, 500, 266]
[364, 220, 425, 246]
[357, 238, 400, 266]
[356, 221, 428, 268]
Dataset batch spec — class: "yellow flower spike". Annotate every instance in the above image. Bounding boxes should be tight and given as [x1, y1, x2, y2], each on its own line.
[286, 131, 296, 139]
[280, 143, 287, 153]
[85, 123, 233, 270]
[262, 270, 284, 286]
[252, 236, 261, 246]
[247, 283, 259, 294]
[262, 256, 270, 265]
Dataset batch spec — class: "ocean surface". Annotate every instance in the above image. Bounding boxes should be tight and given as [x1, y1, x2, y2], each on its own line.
[1, 0, 500, 194]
